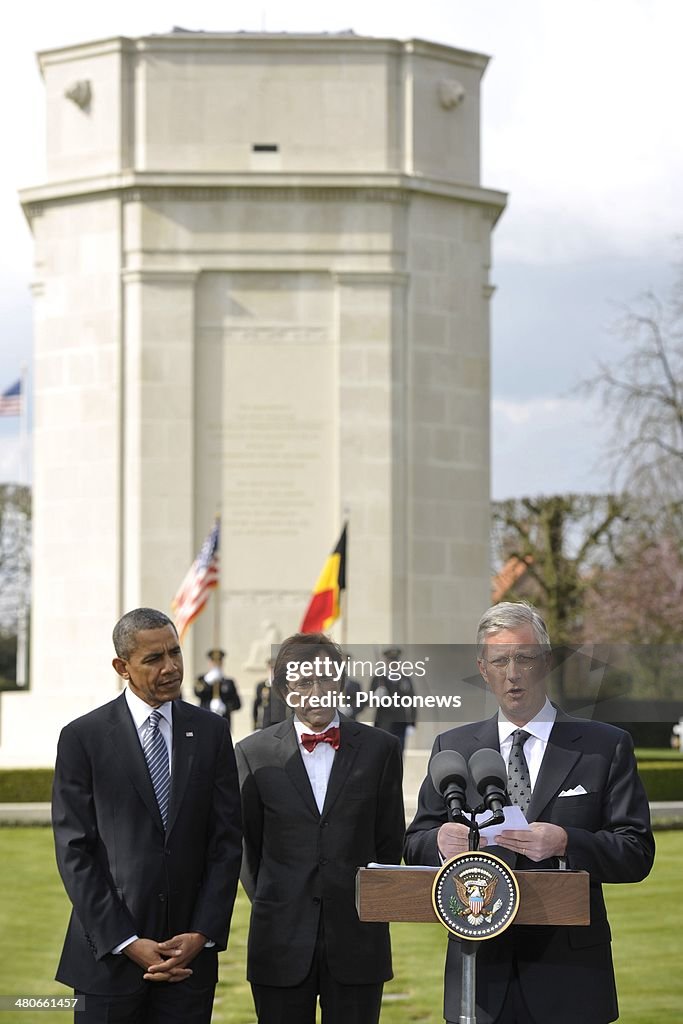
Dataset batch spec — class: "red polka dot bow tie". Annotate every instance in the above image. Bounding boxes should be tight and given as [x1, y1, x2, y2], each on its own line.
[300, 726, 341, 753]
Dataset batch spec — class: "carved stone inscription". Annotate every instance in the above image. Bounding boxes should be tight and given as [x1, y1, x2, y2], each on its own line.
[213, 398, 327, 537]
[195, 273, 335, 591]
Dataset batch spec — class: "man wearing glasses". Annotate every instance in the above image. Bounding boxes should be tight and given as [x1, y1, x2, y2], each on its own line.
[405, 601, 654, 1024]
[235, 632, 405, 1024]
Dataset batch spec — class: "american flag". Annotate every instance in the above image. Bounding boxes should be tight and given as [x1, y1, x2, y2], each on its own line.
[171, 518, 220, 641]
[0, 379, 21, 417]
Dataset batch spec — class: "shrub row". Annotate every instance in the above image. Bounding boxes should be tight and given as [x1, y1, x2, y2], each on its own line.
[0, 769, 53, 803]
[0, 762, 682, 804]
[637, 763, 683, 802]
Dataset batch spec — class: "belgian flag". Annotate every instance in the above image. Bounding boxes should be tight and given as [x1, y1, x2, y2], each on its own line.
[300, 525, 347, 633]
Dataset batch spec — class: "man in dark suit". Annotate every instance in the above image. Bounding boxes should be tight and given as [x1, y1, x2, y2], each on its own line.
[404, 601, 655, 1024]
[51, 607, 243, 1023]
[252, 656, 275, 730]
[371, 647, 416, 755]
[236, 631, 405, 1024]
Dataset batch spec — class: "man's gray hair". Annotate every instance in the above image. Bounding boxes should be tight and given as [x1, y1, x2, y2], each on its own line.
[113, 608, 177, 660]
[476, 601, 550, 655]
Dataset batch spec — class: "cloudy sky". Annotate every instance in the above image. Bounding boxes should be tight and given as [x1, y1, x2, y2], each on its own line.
[1, 0, 681, 496]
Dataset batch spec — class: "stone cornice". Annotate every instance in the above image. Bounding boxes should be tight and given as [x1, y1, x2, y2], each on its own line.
[333, 271, 410, 287]
[20, 172, 507, 225]
[122, 184, 412, 206]
[120, 269, 199, 285]
[37, 36, 136, 74]
[36, 34, 489, 72]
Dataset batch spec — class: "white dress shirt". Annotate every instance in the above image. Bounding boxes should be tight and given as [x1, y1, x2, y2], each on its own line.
[124, 687, 173, 773]
[112, 690, 173, 955]
[294, 713, 340, 814]
[497, 697, 557, 790]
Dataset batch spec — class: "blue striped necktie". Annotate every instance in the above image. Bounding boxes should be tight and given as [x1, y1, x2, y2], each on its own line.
[142, 709, 171, 828]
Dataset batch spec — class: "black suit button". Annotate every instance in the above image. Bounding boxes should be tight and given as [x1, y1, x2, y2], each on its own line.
[319, 858, 328, 866]
[313, 896, 321, 904]
[164, 849, 171, 856]
[321, 820, 329, 828]
[158, 893, 167, 903]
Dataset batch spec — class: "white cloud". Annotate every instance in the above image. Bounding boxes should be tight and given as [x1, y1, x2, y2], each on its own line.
[492, 395, 610, 500]
[471, 1, 683, 264]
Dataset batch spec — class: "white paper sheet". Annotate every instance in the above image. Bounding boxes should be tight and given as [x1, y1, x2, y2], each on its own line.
[366, 863, 437, 870]
[476, 804, 530, 842]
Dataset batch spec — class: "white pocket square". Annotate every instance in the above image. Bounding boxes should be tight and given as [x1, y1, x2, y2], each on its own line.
[558, 785, 588, 797]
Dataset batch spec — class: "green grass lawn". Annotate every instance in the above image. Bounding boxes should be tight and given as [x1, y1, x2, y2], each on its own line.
[0, 828, 681, 1023]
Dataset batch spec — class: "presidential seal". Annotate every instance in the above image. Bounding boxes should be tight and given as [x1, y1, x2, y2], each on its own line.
[432, 851, 520, 940]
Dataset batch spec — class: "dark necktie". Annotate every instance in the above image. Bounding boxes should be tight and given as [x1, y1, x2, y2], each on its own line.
[507, 728, 532, 815]
[142, 710, 171, 828]
[300, 725, 341, 753]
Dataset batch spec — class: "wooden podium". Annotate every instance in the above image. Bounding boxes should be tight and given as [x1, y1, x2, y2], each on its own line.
[358, 868, 589, 1024]
[356, 865, 590, 1024]
[356, 865, 590, 926]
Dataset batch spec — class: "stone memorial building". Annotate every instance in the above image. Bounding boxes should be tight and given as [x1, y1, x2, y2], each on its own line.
[0, 30, 505, 765]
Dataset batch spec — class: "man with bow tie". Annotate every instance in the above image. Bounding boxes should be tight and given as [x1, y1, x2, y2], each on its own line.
[236, 631, 405, 1024]
[404, 601, 655, 1024]
[51, 608, 243, 1023]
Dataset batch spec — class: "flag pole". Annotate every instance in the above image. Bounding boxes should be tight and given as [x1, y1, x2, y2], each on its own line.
[212, 512, 222, 651]
[15, 365, 29, 687]
[211, 512, 222, 705]
[18, 365, 28, 485]
[340, 506, 350, 649]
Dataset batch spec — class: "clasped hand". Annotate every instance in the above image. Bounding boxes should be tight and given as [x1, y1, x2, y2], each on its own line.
[124, 932, 206, 983]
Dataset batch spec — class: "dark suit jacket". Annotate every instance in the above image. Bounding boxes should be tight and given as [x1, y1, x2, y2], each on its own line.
[52, 693, 242, 995]
[236, 715, 405, 987]
[371, 674, 417, 728]
[404, 709, 655, 1024]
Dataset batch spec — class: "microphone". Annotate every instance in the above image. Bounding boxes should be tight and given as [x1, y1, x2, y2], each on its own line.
[430, 750, 469, 821]
[468, 749, 508, 816]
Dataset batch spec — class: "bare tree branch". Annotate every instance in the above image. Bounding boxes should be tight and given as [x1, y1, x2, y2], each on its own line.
[0, 485, 31, 631]
[580, 273, 683, 503]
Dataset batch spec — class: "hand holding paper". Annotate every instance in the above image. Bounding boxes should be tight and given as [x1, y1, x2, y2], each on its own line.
[495, 820, 569, 862]
[476, 804, 530, 843]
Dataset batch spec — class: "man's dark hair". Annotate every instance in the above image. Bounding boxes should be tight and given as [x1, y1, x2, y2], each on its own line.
[113, 608, 177, 660]
[272, 632, 345, 700]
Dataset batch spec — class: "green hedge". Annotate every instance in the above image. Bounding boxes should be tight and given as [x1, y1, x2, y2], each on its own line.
[637, 763, 683, 801]
[0, 762, 681, 804]
[0, 769, 53, 803]
[635, 748, 683, 762]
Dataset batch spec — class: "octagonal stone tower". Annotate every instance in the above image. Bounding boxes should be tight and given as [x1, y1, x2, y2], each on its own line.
[2, 31, 505, 765]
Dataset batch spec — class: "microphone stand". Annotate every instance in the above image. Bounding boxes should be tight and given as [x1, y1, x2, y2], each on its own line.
[446, 802, 505, 1024]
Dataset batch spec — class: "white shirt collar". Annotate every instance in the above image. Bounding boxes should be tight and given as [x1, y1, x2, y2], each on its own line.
[293, 713, 340, 739]
[497, 696, 556, 743]
[124, 686, 174, 731]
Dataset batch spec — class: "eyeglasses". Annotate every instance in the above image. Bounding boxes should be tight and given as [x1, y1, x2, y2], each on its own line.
[485, 654, 543, 673]
[287, 676, 340, 693]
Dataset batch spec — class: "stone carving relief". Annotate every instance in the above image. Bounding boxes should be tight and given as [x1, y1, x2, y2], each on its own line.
[64, 80, 92, 111]
[244, 619, 283, 671]
[438, 79, 466, 110]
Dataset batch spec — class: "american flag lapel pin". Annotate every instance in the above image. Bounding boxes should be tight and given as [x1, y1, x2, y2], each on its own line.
[186, 731, 194, 737]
